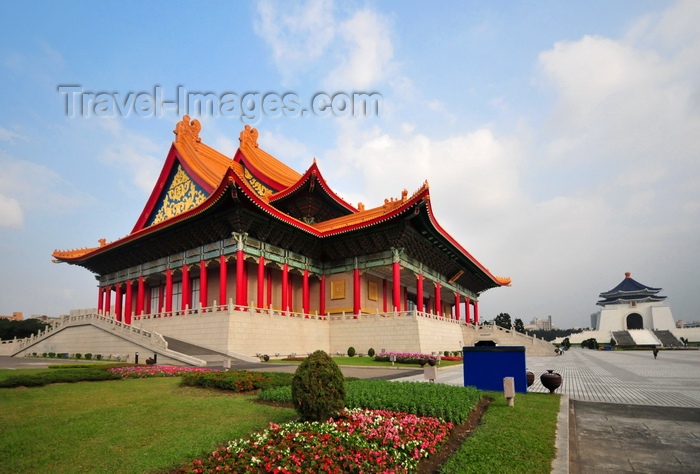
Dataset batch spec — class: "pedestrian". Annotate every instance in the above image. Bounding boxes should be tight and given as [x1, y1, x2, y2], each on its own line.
[653, 348, 659, 359]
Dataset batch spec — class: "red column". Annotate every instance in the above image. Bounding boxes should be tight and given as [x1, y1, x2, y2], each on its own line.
[137, 276, 144, 316]
[382, 279, 387, 312]
[105, 286, 112, 317]
[302, 269, 310, 316]
[243, 259, 249, 305]
[236, 249, 245, 307]
[158, 285, 164, 314]
[434, 282, 441, 316]
[115, 283, 123, 322]
[319, 274, 326, 316]
[287, 274, 293, 311]
[199, 260, 208, 309]
[353, 268, 360, 316]
[145, 284, 152, 314]
[182, 265, 190, 311]
[266, 270, 272, 308]
[281, 264, 288, 313]
[165, 269, 173, 314]
[124, 280, 132, 324]
[257, 257, 265, 309]
[474, 300, 479, 325]
[466, 297, 471, 324]
[97, 287, 104, 314]
[454, 293, 461, 321]
[219, 255, 227, 308]
[392, 261, 401, 311]
[416, 274, 424, 312]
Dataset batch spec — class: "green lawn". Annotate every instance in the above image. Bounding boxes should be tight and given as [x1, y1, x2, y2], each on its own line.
[440, 391, 561, 473]
[0, 377, 296, 474]
[0, 371, 560, 473]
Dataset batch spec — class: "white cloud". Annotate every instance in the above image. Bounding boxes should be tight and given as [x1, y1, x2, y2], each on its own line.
[254, 0, 336, 82]
[96, 120, 162, 195]
[0, 126, 26, 143]
[0, 194, 23, 228]
[254, 1, 400, 92]
[323, 8, 395, 90]
[0, 152, 88, 214]
[257, 130, 312, 168]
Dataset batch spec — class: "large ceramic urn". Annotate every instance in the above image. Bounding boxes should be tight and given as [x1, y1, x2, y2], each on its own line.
[540, 370, 562, 393]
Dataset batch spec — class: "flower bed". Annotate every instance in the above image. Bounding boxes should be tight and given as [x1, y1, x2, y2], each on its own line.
[373, 351, 438, 364]
[187, 408, 453, 473]
[181, 370, 294, 392]
[107, 365, 213, 379]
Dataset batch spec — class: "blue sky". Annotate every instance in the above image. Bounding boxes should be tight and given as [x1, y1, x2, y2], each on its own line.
[1, 0, 698, 329]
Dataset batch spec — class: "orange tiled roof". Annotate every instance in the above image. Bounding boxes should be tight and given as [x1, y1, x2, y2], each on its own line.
[172, 116, 232, 190]
[312, 182, 429, 232]
[237, 125, 301, 189]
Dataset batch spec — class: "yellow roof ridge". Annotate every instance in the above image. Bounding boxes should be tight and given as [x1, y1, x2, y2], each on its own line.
[238, 125, 301, 189]
[312, 181, 429, 232]
[172, 116, 232, 190]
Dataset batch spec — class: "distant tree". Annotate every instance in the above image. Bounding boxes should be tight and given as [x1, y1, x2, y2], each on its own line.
[531, 328, 584, 342]
[513, 318, 525, 333]
[494, 313, 512, 330]
[0, 319, 49, 341]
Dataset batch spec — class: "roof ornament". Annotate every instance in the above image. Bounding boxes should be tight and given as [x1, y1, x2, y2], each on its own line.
[358, 202, 365, 211]
[98, 238, 107, 247]
[174, 115, 201, 144]
[239, 125, 259, 148]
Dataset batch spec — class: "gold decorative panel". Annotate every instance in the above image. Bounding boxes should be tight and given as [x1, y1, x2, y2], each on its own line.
[244, 167, 272, 197]
[330, 280, 346, 300]
[368, 281, 378, 301]
[151, 165, 207, 225]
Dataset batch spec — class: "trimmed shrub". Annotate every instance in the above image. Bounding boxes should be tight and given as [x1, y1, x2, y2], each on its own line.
[367, 348, 375, 357]
[0, 369, 121, 388]
[48, 352, 56, 358]
[75, 353, 82, 359]
[95, 354, 102, 360]
[444, 350, 450, 356]
[291, 350, 346, 422]
[347, 346, 356, 357]
[85, 353, 93, 360]
[42, 353, 47, 358]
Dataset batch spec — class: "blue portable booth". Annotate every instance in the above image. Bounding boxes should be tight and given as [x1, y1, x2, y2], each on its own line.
[463, 346, 528, 393]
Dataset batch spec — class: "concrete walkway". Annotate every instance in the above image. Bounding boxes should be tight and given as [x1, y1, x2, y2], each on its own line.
[394, 348, 700, 473]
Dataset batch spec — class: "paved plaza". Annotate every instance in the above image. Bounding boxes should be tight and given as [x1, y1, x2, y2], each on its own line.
[397, 347, 700, 473]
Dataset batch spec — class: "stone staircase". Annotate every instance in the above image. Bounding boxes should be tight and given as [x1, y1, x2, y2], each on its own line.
[628, 329, 661, 346]
[653, 330, 682, 348]
[612, 331, 636, 347]
[161, 336, 258, 366]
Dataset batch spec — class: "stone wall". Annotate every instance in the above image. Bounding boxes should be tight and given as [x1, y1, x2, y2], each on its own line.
[12, 324, 184, 365]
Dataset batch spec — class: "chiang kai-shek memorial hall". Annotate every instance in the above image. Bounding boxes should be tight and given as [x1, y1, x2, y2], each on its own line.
[40, 116, 554, 364]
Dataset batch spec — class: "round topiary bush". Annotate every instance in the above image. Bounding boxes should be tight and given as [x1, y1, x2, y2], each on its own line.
[367, 348, 375, 357]
[291, 350, 346, 422]
[347, 346, 356, 357]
